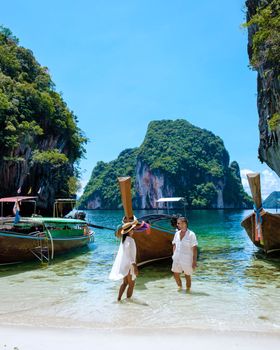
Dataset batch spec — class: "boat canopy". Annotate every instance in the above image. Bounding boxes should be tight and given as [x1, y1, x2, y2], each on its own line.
[29, 217, 87, 225]
[1, 217, 87, 225]
[156, 197, 186, 215]
[156, 197, 185, 203]
[0, 196, 37, 203]
[53, 198, 76, 217]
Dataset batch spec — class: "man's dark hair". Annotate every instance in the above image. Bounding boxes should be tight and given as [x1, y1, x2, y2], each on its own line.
[177, 216, 188, 227]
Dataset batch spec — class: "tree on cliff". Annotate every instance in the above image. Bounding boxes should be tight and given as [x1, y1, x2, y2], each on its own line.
[0, 26, 87, 213]
[244, 0, 280, 70]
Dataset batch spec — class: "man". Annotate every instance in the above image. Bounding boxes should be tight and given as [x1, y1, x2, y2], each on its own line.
[171, 216, 198, 291]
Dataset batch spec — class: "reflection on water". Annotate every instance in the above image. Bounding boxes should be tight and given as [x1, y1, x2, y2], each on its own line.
[0, 210, 280, 332]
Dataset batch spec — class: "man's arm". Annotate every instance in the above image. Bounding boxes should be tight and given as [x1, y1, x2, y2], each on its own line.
[192, 245, 197, 269]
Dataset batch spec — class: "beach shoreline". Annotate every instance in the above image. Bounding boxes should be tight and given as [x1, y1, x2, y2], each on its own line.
[1, 325, 280, 350]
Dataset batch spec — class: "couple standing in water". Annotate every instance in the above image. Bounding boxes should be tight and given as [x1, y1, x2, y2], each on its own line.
[109, 216, 198, 301]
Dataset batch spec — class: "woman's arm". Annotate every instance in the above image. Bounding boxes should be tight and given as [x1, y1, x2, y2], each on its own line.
[130, 239, 138, 275]
[132, 262, 138, 276]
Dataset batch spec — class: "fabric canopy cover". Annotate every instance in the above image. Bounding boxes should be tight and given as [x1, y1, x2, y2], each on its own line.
[0, 196, 37, 203]
[156, 197, 185, 203]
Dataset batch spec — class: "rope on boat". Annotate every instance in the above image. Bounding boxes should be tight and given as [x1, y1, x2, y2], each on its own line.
[253, 205, 264, 244]
[44, 224, 54, 260]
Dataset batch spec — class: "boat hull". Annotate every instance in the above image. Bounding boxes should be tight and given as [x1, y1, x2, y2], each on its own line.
[241, 211, 280, 253]
[0, 232, 93, 264]
[117, 176, 176, 266]
[116, 214, 175, 266]
[133, 226, 174, 266]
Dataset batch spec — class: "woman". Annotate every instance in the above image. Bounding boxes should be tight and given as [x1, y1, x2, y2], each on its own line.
[172, 216, 198, 291]
[109, 222, 139, 301]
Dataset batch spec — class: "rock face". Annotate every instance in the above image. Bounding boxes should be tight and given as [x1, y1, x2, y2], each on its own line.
[0, 138, 74, 215]
[134, 162, 172, 209]
[245, 0, 280, 176]
[79, 120, 252, 209]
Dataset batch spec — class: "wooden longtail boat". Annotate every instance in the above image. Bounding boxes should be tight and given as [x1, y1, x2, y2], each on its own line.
[241, 173, 280, 254]
[0, 197, 94, 265]
[117, 177, 176, 266]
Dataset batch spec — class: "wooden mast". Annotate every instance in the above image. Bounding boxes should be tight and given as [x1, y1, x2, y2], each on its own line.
[247, 173, 262, 209]
[118, 176, 134, 221]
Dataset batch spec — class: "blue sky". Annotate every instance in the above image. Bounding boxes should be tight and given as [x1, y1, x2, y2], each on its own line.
[2, 0, 280, 198]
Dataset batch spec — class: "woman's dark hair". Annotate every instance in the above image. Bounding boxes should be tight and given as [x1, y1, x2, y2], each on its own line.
[122, 233, 129, 243]
[170, 214, 179, 228]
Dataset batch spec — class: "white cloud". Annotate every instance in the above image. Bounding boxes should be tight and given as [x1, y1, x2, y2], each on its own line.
[240, 168, 253, 196]
[76, 178, 89, 199]
[240, 168, 280, 200]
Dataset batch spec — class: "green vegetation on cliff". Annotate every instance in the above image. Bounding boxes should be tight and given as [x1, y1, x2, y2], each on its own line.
[138, 120, 227, 177]
[244, 0, 280, 70]
[0, 26, 87, 200]
[244, 0, 280, 173]
[79, 119, 252, 209]
[79, 148, 138, 209]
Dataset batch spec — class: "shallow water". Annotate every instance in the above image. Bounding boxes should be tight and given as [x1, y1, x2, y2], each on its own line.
[0, 209, 280, 332]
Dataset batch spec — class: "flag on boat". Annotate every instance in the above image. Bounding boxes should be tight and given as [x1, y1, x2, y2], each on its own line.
[13, 200, 21, 224]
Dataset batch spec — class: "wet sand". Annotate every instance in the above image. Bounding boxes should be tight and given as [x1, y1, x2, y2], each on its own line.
[1, 325, 280, 350]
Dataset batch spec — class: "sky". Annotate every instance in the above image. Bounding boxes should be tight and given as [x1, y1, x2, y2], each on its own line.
[1, 0, 280, 199]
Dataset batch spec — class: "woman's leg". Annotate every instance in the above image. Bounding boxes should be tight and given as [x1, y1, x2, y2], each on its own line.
[118, 277, 128, 301]
[126, 273, 135, 299]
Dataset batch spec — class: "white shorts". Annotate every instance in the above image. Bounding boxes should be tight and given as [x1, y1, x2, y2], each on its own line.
[171, 261, 193, 275]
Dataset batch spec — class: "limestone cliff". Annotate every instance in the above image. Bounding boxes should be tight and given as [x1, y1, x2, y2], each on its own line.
[79, 119, 252, 209]
[245, 0, 280, 175]
[0, 27, 86, 214]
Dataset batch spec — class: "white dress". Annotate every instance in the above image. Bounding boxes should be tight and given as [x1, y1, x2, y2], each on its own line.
[171, 229, 198, 275]
[109, 236, 137, 281]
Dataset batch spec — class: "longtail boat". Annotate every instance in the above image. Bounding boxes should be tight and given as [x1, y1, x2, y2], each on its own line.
[117, 177, 177, 266]
[0, 197, 94, 265]
[241, 173, 280, 254]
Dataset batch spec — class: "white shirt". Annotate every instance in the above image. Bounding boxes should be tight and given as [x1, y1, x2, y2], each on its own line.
[109, 236, 137, 281]
[172, 229, 198, 265]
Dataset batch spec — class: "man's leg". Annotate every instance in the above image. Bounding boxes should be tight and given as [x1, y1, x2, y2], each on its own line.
[185, 274, 191, 291]
[173, 272, 182, 289]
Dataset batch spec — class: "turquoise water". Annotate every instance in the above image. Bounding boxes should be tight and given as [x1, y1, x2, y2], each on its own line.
[0, 210, 280, 332]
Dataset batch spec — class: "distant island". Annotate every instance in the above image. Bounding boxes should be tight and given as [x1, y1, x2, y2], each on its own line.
[263, 191, 280, 208]
[79, 119, 252, 210]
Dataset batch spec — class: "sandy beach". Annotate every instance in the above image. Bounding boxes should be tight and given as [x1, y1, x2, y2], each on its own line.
[1, 325, 280, 350]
